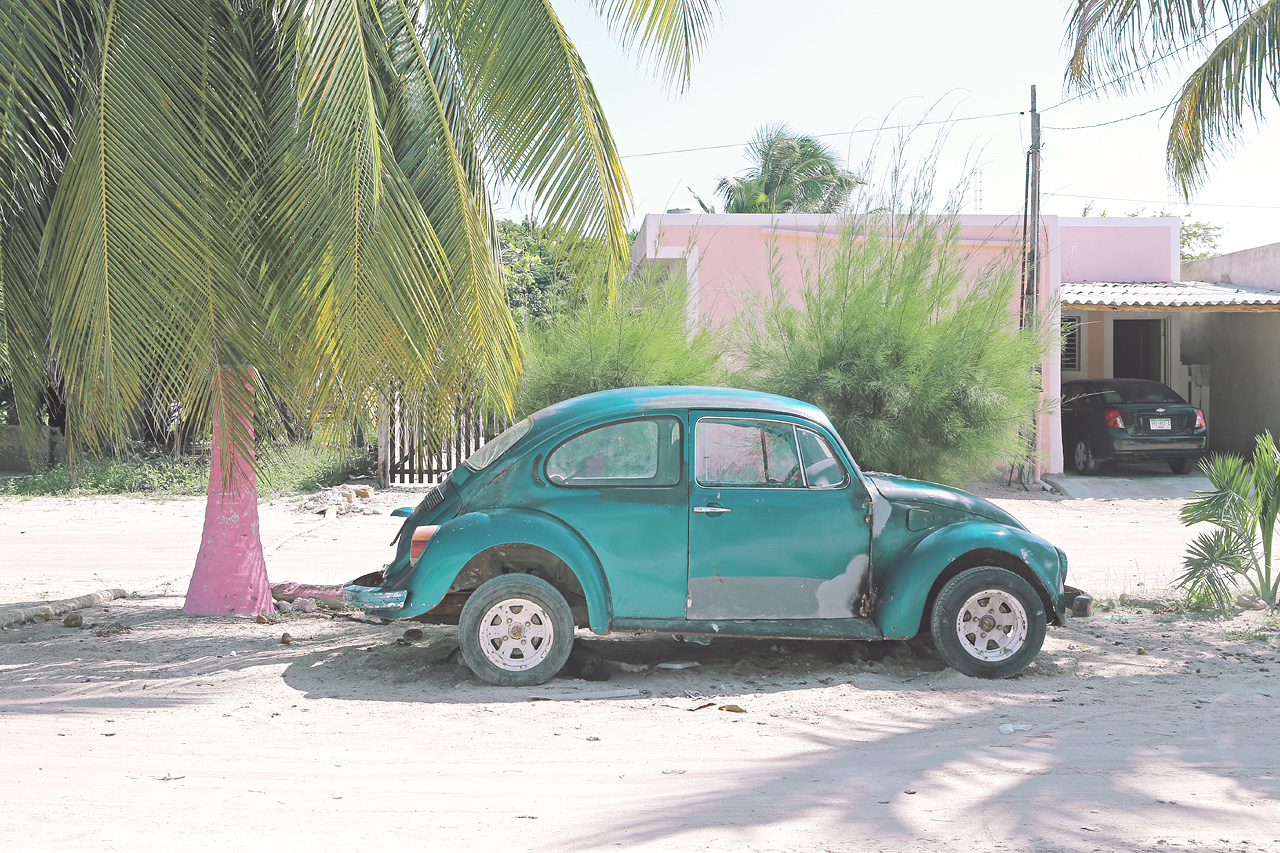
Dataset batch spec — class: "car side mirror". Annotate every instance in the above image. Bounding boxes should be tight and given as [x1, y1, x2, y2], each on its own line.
[390, 506, 413, 518]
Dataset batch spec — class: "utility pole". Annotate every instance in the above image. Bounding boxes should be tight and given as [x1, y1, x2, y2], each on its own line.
[1023, 85, 1041, 329]
[1012, 85, 1044, 488]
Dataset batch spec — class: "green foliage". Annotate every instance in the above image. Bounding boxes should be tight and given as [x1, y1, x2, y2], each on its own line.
[1177, 431, 1280, 610]
[499, 219, 582, 324]
[1, 0, 719, 467]
[0, 443, 372, 498]
[713, 124, 859, 214]
[1178, 217, 1225, 262]
[729, 144, 1047, 485]
[514, 264, 725, 419]
[0, 459, 210, 497]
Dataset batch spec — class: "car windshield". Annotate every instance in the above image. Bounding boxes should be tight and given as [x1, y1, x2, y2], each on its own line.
[1094, 381, 1185, 404]
[463, 418, 532, 471]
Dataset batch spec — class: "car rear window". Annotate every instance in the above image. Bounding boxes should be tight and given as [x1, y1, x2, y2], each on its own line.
[463, 418, 531, 471]
[1095, 382, 1185, 404]
[545, 417, 682, 487]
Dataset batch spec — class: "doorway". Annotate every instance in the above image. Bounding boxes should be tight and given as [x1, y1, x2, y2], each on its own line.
[1113, 318, 1164, 382]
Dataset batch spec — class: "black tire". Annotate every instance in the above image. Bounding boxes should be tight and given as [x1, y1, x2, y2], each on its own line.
[458, 574, 574, 686]
[1070, 437, 1099, 475]
[1168, 457, 1192, 474]
[929, 567, 1047, 679]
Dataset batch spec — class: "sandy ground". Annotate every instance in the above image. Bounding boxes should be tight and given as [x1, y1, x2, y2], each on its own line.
[2, 487, 1279, 852]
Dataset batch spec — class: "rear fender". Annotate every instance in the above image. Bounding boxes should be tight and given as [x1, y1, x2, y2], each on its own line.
[387, 508, 611, 632]
[874, 522, 1062, 639]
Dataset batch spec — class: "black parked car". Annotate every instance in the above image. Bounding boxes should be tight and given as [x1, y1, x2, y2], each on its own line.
[1061, 378, 1207, 474]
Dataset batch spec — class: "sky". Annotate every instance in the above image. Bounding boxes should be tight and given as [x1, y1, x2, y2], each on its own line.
[499, 0, 1280, 257]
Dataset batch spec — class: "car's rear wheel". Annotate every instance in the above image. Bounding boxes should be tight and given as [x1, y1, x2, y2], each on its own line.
[1071, 437, 1099, 474]
[930, 567, 1046, 679]
[1168, 457, 1192, 474]
[459, 574, 574, 686]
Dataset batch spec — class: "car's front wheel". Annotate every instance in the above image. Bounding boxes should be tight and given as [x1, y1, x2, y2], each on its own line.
[929, 567, 1047, 679]
[1071, 437, 1099, 475]
[459, 574, 574, 686]
[1168, 457, 1192, 474]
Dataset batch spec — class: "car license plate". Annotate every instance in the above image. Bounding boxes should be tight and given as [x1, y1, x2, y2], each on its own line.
[1150, 418, 1172, 430]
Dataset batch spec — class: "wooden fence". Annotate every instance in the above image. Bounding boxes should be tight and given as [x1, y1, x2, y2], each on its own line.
[378, 399, 508, 485]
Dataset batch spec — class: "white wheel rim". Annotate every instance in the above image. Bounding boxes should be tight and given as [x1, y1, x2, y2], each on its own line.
[954, 588, 1028, 662]
[1074, 442, 1088, 470]
[477, 598, 555, 672]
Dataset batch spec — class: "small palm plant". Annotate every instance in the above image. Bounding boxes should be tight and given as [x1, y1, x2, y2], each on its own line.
[1177, 432, 1280, 611]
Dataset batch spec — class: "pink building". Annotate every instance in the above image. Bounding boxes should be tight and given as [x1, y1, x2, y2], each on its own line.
[632, 212, 1202, 476]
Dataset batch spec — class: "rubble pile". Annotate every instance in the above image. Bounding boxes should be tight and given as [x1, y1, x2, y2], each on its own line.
[299, 483, 381, 516]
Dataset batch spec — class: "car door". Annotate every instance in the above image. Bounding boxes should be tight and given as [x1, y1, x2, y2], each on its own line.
[1061, 381, 1090, 445]
[541, 415, 689, 619]
[687, 413, 872, 620]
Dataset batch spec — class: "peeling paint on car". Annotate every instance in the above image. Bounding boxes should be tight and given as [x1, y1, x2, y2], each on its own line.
[870, 491, 893, 537]
[815, 554, 869, 618]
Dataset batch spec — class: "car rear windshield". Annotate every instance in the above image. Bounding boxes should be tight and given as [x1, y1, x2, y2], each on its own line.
[463, 418, 531, 471]
[1095, 382, 1185, 404]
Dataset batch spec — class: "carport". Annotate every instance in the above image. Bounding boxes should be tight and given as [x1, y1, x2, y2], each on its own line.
[1059, 279, 1280, 457]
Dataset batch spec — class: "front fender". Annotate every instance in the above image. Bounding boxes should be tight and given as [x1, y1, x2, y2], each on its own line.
[378, 508, 612, 633]
[874, 522, 1064, 639]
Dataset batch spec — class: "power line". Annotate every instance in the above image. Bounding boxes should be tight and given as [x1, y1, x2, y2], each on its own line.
[1046, 191, 1280, 211]
[622, 17, 1240, 163]
[1044, 102, 1171, 131]
[620, 110, 1023, 160]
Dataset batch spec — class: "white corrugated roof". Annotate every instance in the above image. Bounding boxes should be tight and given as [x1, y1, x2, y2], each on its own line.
[1062, 280, 1280, 309]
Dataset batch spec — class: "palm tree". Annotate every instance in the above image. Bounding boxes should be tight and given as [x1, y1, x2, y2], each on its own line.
[0, 0, 718, 615]
[1064, 0, 1280, 197]
[1177, 431, 1280, 610]
[714, 123, 859, 214]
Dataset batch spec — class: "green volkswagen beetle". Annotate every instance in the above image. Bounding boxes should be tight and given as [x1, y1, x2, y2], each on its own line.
[345, 387, 1076, 685]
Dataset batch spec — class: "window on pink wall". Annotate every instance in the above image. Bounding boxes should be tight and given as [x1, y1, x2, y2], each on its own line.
[1061, 315, 1082, 373]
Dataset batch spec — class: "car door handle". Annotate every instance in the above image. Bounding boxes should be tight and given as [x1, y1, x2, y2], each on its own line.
[692, 505, 731, 514]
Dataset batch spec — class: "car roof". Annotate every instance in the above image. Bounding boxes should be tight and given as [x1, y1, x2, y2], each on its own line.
[1088, 378, 1173, 391]
[528, 386, 834, 434]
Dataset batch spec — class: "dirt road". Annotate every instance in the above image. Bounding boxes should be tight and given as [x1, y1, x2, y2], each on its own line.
[2, 490, 1277, 852]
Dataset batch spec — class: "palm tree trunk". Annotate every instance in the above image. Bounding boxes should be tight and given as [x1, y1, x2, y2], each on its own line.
[183, 369, 273, 616]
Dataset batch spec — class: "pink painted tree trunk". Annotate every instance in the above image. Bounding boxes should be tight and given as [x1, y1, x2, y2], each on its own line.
[184, 371, 274, 616]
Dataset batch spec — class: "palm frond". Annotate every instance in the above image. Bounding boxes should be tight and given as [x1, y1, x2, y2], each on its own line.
[0, 0, 91, 223]
[426, 0, 631, 291]
[1177, 528, 1250, 610]
[1165, 2, 1280, 195]
[40, 0, 249, 457]
[373, 0, 521, 418]
[1, 196, 53, 450]
[270, 0, 467, 441]
[1182, 450, 1253, 526]
[584, 0, 720, 93]
[1063, 0, 1250, 92]
[1250, 431, 1280, 598]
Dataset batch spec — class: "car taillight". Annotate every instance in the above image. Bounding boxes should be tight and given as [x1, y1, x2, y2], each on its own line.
[1195, 409, 1206, 429]
[409, 525, 439, 566]
[1104, 409, 1126, 429]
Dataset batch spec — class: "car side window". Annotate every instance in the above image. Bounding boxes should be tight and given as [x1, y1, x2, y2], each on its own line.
[546, 417, 681, 487]
[796, 427, 849, 488]
[1063, 383, 1084, 410]
[695, 418, 803, 488]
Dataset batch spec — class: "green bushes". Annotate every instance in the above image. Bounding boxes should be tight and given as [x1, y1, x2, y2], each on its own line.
[0, 443, 372, 497]
[729, 151, 1047, 484]
[514, 263, 724, 419]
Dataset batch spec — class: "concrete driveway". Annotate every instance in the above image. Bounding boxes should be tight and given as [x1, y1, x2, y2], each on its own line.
[1043, 460, 1212, 499]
